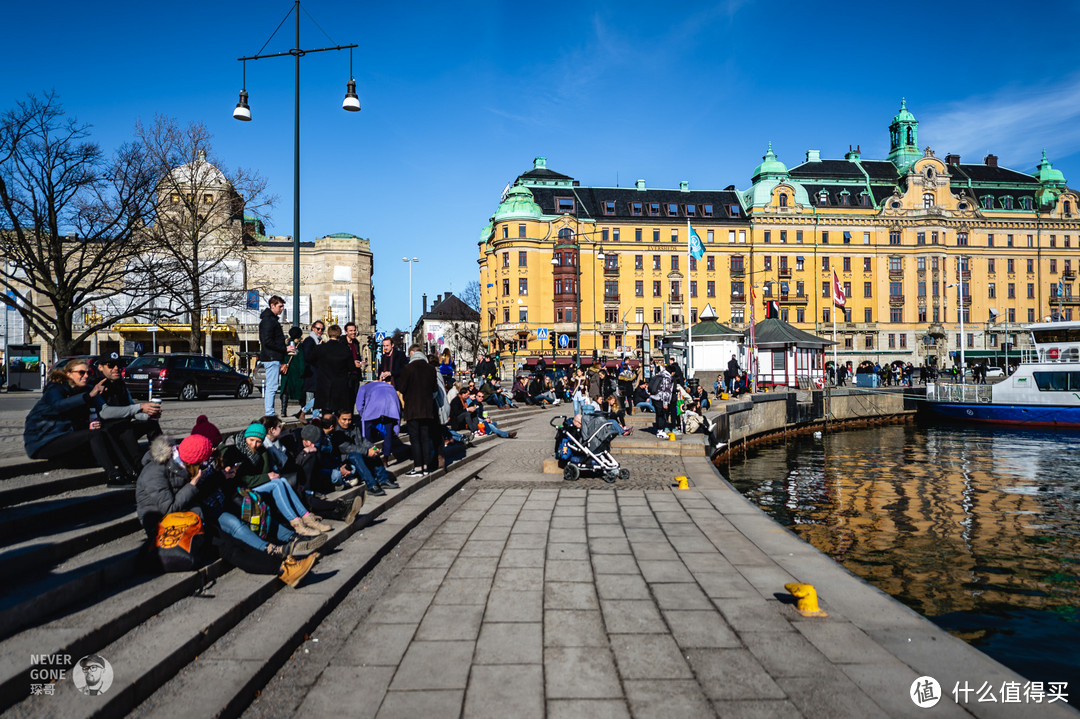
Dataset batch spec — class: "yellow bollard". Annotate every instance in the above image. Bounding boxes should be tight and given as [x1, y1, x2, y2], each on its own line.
[784, 582, 828, 617]
[668, 431, 676, 441]
[674, 476, 689, 490]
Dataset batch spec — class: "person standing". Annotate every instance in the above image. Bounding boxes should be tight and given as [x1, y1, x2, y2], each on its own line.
[727, 355, 740, 393]
[300, 321, 324, 415]
[312, 325, 355, 413]
[396, 344, 439, 477]
[377, 337, 407, 385]
[343, 322, 363, 401]
[259, 296, 289, 417]
[437, 349, 455, 390]
[280, 326, 307, 418]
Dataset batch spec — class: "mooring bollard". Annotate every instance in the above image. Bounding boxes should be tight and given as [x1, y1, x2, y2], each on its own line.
[784, 582, 828, 617]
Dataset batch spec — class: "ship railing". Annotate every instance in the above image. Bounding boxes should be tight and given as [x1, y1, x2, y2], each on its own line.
[926, 382, 993, 404]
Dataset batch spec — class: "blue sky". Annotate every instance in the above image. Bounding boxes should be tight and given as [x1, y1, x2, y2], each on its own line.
[4, 1, 1080, 333]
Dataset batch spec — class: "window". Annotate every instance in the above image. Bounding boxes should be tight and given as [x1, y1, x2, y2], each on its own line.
[648, 202, 661, 216]
[763, 282, 772, 297]
[630, 202, 642, 216]
[612, 228, 620, 242]
[732, 281, 744, 298]
[763, 231, 771, 244]
[652, 281, 661, 297]
[889, 282, 903, 297]
[764, 256, 772, 271]
[671, 256, 679, 270]
[1008, 283, 1015, 299]
[518, 223, 526, 238]
[864, 281, 872, 297]
[822, 257, 830, 271]
[779, 194, 788, 208]
[988, 258, 995, 273]
[957, 232, 968, 246]
[889, 257, 903, 271]
[822, 231, 829, 244]
[707, 281, 715, 297]
[822, 281, 830, 298]
[1050, 259, 1058, 274]
[890, 230, 901, 245]
[988, 283, 996, 299]
[864, 257, 872, 272]
[555, 197, 575, 213]
[864, 334, 874, 349]
[1002, 197, 1014, 210]
[844, 282, 852, 298]
[796, 257, 804, 271]
[917, 257, 926, 270]
[796, 281, 804, 297]
[603, 201, 615, 215]
[988, 233, 994, 246]
[1028, 259, 1035, 274]
[1007, 259, 1015, 273]
[502, 252, 510, 268]
[731, 256, 744, 271]
[1007, 234, 1014, 247]
[604, 280, 618, 298]
[686, 204, 696, 216]
[502, 225, 508, 239]
[701, 204, 713, 217]
[923, 193, 934, 208]
[518, 251, 527, 267]
[653, 229, 660, 242]
[864, 232, 871, 244]
[1050, 234, 1057, 248]
[519, 308, 528, 322]
[689, 257, 697, 271]
[503, 307, 509, 323]
[667, 203, 679, 216]
[670, 229, 678, 243]
[1029, 308, 1036, 322]
[843, 257, 851, 272]
[919, 308, 927, 322]
[796, 230, 803, 244]
[918, 281, 926, 297]
[635, 280, 643, 297]
[888, 333, 896, 349]
[652, 255, 661, 270]
[864, 308, 873, 322]
[690, 280, 698, 298]
[635, 228, 642, 242]
[981, 196, 993, 210]
[653, 309, 662, 323]
[796, 308, 805, 323]
[634, 255, 643, 270]
[518, 278, 528, 295]
[601, 228, 609, 242]
[1027, 283, 1035, 299]
[706, 256, 715, 271]
[843, 231, 851, 244]
[1021, 197, 1033, 211]
[780, 230, 787, 243]
[932, 257, 938, 270]
[707, 230, 714, 243]
[823, 308, 831, 323]
[891, 307, 902, 322]
[502, 279, 509, 295]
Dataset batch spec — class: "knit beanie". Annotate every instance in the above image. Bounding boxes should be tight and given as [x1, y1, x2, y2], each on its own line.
[190, 415, 222, 446]
[300, 424, 321, 444]
[178, 434, 214, 466]
[244, 422, 267, 440]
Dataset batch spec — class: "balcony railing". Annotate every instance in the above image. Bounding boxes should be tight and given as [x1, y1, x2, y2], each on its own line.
[1058, 295, 1080, 306]
[603, 266, 620, 276]
[889, 294, 905, 304]
[731, 293, 746, 302]
[730, 267, 745, 277]
[779, 294, 808, 304]
[603, 294, 620, 303]
[778, 267, 791, 278]
[889, 270, 904, 280]
[669, 294, 684, 303]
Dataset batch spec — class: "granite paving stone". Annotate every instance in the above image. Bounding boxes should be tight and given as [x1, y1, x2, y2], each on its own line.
[415, 603, 486, 641]
[377, 690, 464, 719]
[544, 609, 609, 647]
[663, 609, 741, 648]
[473, 622, 544, 664]
[544, 581, 600, 610]
[590, 553, 641, 574]
[544, 558, 594, 582]
[546, 699, 631, 719]
[609, 634, 694, 680]
[623, 679, 714, 719]
[599, 599, 667, 633]
[389, 640, 475, 690]
[594, 573, 651, 601]
[650, 581, 713, 610]
[463, 664, 544, 719]
[491, 566, 544, 590]
[484, 589, 543, 623]
[446, 555, 499, 579]
[544, 646, 623, 699]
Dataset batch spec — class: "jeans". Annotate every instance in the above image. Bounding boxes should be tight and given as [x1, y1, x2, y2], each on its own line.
[262, 361, 281, 416]
[347, 452, 390, 490]
[252, 476, 307, 522]
[487, 394, 507, 408]
[531, 392, 555, 405]
[651, 401, 668, 432]
[635, 402, 654, 413]
[303, 392, 315, 413]
[481, 420, 508, 438]
[210, 507, 292, 552]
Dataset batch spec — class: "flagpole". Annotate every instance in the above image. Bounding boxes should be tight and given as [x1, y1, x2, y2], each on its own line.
[687, 218, 692, 379]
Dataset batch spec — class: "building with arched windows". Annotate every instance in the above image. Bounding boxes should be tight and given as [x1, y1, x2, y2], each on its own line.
[478, 102, 1080, 373]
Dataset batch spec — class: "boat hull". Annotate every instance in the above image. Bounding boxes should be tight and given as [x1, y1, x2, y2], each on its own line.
[922, 402, 1080, 428]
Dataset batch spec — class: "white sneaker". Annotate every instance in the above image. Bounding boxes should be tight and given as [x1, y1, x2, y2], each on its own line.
[656, 430, 667, 439]
[553, 399, 561, 405]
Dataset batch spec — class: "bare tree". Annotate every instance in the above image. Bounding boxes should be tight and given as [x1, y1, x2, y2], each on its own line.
[0, 93, 158, 358]
[461, 280, 481, 312]
[133, 117, 272, 352]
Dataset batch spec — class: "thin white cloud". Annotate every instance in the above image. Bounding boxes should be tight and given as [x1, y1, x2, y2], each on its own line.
[924, 75, 1080, 170]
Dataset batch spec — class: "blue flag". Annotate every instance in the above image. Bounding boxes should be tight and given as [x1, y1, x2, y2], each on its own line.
[689, 226, 704, 260]
[1058, 280, 1065, 298]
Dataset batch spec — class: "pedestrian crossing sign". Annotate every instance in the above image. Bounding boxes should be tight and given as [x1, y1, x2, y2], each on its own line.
[536, 328, 549, 340]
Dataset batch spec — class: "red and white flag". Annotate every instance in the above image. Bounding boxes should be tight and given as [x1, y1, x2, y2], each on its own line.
[833, 270, 846, 308]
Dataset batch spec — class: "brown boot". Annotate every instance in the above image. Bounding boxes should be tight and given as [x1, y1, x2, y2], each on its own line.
[279, 552, 319, 588]
[344, 494, 365, 525]
[289, 517, 323, 537]
[301, 513, 332, 532]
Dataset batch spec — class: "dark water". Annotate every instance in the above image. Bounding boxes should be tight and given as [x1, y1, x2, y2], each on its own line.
[721, 424, 1080, 687]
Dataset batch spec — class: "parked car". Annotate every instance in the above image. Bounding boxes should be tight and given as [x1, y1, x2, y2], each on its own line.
[48, 354, 138, 381]
[124, 353, 254, 401]
[964, 366, 1006, 379]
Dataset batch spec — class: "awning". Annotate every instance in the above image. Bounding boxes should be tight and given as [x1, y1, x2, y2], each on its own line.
[554, 358, 573, 366]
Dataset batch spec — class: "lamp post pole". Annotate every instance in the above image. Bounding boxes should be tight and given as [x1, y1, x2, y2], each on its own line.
[403, 257, 419, 343]
[234, 0, 359, 325]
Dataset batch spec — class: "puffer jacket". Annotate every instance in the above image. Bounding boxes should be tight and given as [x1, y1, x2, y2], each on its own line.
[24, 381, 104, 458]
[135, 436, 197, 539]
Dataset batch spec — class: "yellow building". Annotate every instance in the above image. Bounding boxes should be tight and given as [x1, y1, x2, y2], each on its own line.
[480, 103, 1080, 371]
[478, 157, 750, 368]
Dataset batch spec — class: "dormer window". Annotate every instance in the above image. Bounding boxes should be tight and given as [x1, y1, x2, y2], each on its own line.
[602, 201, 616, 215]
[860, 192, 870, 207]
[1001, 196, 1014, 210]
[981, 196, 994, 210]
[685, 204, 696, 216]
[1020, 197, 1033, 211]
[839, 190, 851, 206]
[648, 202, 661, 216]
[778, 194, 788, 208]
[1066, 200, 1073, 215]
[630, 202, 643, 216]
[922, 192, 934, 208]
[555, 197, 575, 213]
[926, 167, 934, 180]
[729, 205, 740, 216]
[666, 203, 679, 216]
[701, 204, 713, 217]
[818, 190, 829, 205]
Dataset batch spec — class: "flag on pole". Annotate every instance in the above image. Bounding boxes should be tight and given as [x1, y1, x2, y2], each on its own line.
[1058, 279, 1065, 298]
[833, 270, 846, 308]
[688, 225, 704, 260]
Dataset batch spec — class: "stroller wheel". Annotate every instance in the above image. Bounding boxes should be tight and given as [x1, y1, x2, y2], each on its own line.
[563, 463, 580, 482]
[618, 468, 630, 480]
[602, 470, 617, 484]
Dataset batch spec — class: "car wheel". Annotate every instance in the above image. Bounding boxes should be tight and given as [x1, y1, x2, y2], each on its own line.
[237, 382, 252, 399]
[180, 382, 198, 401]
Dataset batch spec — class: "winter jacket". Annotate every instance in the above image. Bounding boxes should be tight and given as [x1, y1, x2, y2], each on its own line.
[98, 377, 149, 422]
[24, 381, 104, 458]
[312, 339, 355, 413]
[300, 334, 321, 393]
[396, 352, 438, 421]
[330, 424, 375, 458]
[377, 348, 407, 383]
[258, 308, 287, 362]
[221, 431, 274, 489]
[135, 436, 199, 540]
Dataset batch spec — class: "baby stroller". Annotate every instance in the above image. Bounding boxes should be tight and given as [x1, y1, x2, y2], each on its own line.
[551, 414, 631, 483]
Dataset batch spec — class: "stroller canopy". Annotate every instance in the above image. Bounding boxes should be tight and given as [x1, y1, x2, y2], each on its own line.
[580, 414, 619, 453]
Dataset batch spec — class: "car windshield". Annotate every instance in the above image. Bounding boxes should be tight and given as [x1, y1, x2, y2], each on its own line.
[128, 356, 167, 369]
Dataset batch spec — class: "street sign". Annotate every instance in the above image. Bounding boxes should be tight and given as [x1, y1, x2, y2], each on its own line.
[558, 334, 570, 348]
[536, 328, 549, 340]
[375, 332, 386, 342]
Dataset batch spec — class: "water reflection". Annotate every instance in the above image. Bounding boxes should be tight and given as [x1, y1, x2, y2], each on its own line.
[723, 425, 1080, 685]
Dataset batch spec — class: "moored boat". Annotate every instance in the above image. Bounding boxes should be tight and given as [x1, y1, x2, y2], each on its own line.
[922, 321, 1080, 428]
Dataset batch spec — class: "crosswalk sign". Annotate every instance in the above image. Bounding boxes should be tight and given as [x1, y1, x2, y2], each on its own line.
[536, 328, 549, 340]
[375, 332, 386, 342]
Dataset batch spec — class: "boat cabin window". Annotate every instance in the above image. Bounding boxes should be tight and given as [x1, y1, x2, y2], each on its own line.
[1032, 371, 1080, 391]
[1030, 327, 1080, 344]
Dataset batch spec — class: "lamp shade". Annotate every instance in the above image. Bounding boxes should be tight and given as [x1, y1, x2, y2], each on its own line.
[233, 89, 251, 121]
[342, 79, 361, 112]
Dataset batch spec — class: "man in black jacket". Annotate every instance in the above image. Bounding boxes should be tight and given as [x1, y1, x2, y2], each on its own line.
[377, 337, 407, 385]
[397, 345, 439, 477]
[300, 321, 324, 414]
[259, 296, 288, 416]
[98, 352, 161, 475]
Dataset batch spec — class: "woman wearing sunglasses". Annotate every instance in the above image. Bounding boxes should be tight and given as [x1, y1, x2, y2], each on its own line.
[24, 358, 135, 484]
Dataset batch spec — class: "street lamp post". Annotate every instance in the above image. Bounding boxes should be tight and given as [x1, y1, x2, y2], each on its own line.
[403, 257, 419, 343]
[234, 0, 359, 325]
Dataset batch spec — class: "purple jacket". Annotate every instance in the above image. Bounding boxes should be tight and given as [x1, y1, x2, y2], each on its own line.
[356, 381, 402, 434]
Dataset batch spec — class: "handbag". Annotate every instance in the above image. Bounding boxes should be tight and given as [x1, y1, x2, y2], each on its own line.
[156, 511, 204, 572]
[238, 487, 271, 540]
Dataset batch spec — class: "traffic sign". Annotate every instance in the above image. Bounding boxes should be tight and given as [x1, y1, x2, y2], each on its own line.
[558, 334, 570, 348]
[536, 328, 549, 340]
[375, 332, 386, 342]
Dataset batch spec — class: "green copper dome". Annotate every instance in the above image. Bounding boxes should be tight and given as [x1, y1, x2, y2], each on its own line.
[751, 143, 789, 182]
[493, 183, 543, 222]
[479, 216, 494, 244]
[892, 97, 916, 125]
[1036, 150, 1066, 187]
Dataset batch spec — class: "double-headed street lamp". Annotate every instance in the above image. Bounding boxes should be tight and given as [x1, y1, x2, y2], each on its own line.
[233, 0, 359, 325]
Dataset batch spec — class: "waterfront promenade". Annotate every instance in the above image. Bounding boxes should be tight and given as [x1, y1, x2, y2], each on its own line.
[2, 397, 1074, 717]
